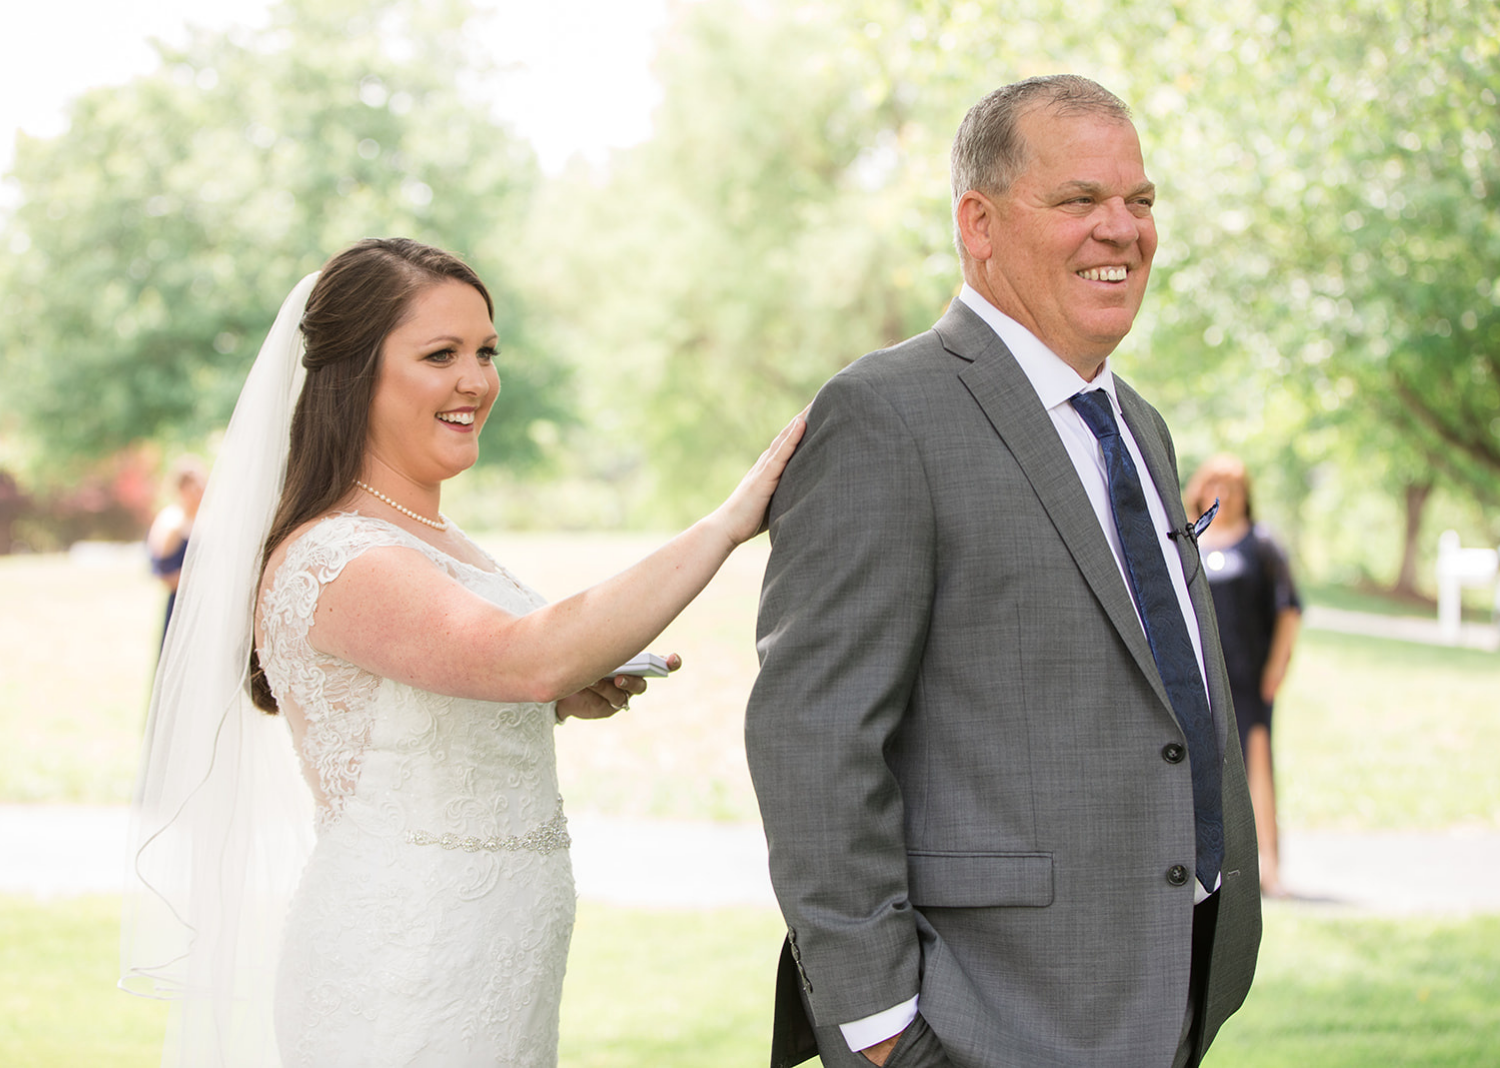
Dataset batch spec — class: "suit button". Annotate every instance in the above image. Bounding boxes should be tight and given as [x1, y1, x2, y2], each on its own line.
[1167, 865, 1189, 886]
[1162, 743, 1186, 764]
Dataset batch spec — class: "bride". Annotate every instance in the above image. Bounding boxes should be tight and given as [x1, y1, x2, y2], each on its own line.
[121, 238, 804, 1067]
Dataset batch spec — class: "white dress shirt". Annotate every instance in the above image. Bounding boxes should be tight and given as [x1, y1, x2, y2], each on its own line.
[955, 285, 1209, 688]
[839, 288, 1214, 1052]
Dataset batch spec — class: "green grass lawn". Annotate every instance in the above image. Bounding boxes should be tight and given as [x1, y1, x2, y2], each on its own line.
[4, 541, 1500, 830]
[3, 541, 1499, 1064]
[0, 551, 159, 803]
[0, 895, 169, 1067]
[1274, 629, 1500, 829]
[1301, 580, 1494, 623]
[3, 895, 1497, 1067]
[1211, 905, 1500, 1067]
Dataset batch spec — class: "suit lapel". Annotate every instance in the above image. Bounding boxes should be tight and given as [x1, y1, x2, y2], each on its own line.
[935, 302, 1173, 718]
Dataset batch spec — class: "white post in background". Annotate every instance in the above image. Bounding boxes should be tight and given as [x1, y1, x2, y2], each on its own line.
[1435, 529, 1499, 645]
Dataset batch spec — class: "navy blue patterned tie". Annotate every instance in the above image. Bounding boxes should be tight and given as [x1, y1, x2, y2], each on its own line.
[1070, 390, 1223, 889]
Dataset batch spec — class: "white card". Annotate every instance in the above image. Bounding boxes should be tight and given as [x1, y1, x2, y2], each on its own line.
[611, 652, 671, 677]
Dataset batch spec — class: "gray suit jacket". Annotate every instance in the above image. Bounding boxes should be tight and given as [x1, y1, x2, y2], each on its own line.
[746, 300, 1261, 1068]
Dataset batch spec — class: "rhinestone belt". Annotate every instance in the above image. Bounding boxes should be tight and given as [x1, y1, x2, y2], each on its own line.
[406, 807, 570, 856]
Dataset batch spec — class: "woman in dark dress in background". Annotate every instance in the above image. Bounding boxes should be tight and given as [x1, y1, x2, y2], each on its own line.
[1187, 455, 1301, 897]
[147, 456, 207, 644]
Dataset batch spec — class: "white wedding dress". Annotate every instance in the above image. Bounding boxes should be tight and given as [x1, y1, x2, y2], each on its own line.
[257, 513, 574, 1068]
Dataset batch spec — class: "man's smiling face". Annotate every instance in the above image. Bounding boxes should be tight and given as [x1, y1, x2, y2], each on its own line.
[970, 107, 1157, 378]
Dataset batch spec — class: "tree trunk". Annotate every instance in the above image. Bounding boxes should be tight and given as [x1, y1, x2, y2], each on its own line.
[1393, 479, 1434, 597]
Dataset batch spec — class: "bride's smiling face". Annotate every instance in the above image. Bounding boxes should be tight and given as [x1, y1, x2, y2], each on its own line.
[364, 280, 501, 486]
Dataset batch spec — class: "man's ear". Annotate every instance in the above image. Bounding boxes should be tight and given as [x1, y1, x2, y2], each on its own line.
[956, 190, 998, 263]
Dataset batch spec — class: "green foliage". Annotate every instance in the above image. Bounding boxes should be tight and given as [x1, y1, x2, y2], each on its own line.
[528, 0, 960, 524]
[1273, 3, 1500, 506]
[0, 0, 566, 475]
[1138, 0, 1500, 537]
[530, 0, 1498, 561]
[1, 0, 1494, 574]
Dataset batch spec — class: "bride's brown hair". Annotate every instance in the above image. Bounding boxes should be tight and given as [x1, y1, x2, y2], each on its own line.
[249, 238, 494, 713]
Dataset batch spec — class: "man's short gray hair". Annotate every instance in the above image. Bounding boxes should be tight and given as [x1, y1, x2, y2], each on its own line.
[951, 76, 1133, 254]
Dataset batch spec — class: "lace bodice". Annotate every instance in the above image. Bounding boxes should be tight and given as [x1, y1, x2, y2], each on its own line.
[258, 513, 558, 834]
[257, 514, 576, 1067]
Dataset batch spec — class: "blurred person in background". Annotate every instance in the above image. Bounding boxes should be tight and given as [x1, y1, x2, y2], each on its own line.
[146, 455, 206, 643]
[1186, 454, 1301, 897]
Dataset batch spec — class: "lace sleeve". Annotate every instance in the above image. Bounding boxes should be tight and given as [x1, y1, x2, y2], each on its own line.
[259, 515, 422, 689]
[258, 515, 432, 823]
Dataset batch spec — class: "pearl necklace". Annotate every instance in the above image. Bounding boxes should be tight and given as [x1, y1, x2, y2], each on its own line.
[354, 481, 448, 530]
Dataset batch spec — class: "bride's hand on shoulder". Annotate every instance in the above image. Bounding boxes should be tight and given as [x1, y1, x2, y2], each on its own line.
[555, 654, 683, 722]
[711, 409, 808, 547]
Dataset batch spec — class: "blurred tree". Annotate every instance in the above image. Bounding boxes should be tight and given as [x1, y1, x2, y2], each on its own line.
[817, 0, 1500, 589]
[0, 0, 566, 476]
[528, 0, 963, 523]
[531, 0, 1330, 522]
[1128, 0, 1500, 588]
[1280, 1, 1498, 591]
[26, 0, 1469, 569]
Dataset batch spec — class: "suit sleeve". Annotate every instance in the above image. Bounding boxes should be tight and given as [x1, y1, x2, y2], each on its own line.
[745, 369, 935, 1027]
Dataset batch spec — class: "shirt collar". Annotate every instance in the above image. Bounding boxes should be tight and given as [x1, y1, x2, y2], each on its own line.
[956, 283, 1119, 414]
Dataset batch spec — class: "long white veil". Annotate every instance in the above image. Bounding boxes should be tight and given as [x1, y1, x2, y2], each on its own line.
[121, 273, 320, 1067]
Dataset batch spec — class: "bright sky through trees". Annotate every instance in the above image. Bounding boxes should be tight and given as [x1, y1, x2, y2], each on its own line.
[0, 0, 675, 186]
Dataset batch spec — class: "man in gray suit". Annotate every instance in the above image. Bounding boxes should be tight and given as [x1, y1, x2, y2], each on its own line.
[745, 75, 1261, 1068]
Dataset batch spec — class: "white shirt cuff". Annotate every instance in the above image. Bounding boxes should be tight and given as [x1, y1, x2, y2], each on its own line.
[840, 995, 919, 1052]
